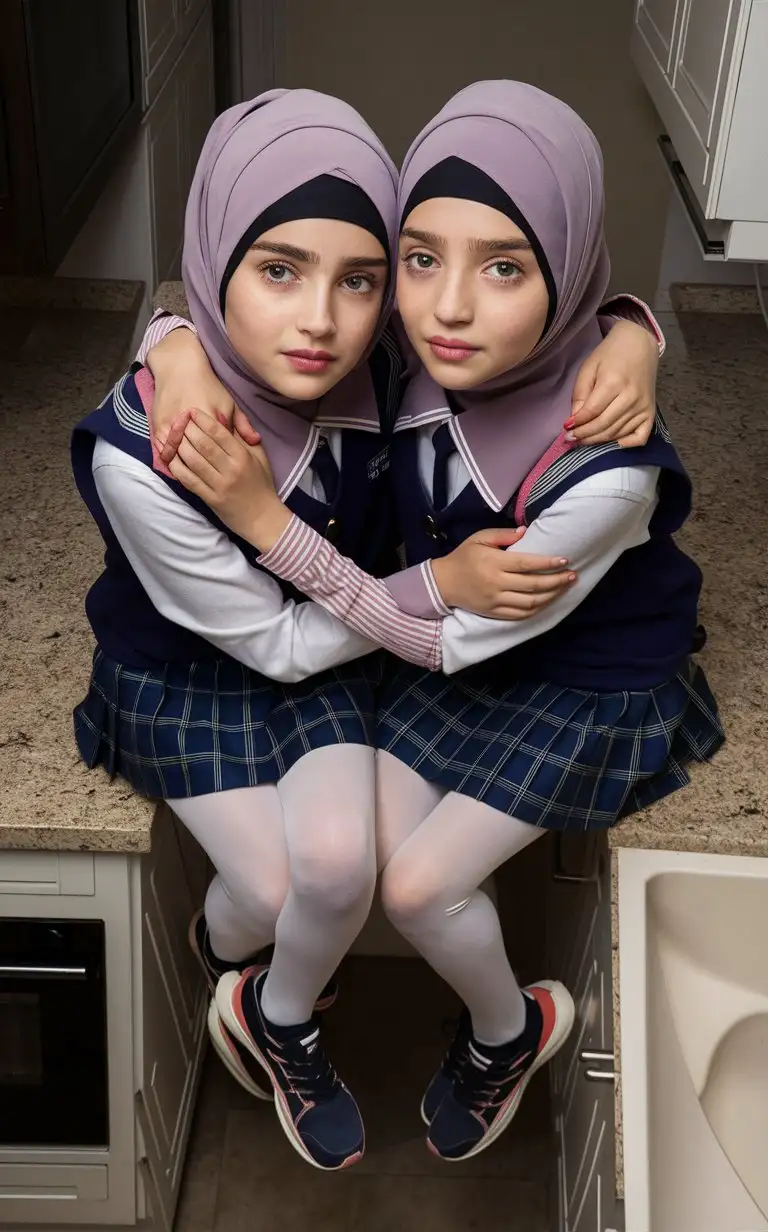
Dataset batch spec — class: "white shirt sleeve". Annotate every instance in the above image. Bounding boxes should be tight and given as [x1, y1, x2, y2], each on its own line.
[441, 465, 661, 675]
[92, 438, 377, 682]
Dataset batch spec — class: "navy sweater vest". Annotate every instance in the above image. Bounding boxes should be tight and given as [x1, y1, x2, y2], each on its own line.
[72, 362, 398, 670]
[391, 422, 702, 690]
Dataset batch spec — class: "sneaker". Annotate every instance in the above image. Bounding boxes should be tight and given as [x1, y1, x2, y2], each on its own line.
[207, 997, 272, 1102]
[426, 980, 575, 1162]
[420, 1009, 472, 1125]
[216, 968, 365, 1171]
[188, 910, 338, 1011]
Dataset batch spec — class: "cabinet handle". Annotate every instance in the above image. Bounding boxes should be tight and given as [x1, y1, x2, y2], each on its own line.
[584, 1068, 616, 1083]
[579, 1049, 614, 1063]
[0, 963, 86, 979]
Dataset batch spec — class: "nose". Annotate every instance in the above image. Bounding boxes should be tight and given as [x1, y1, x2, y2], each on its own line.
[296, 280, 336, 340]
[434, 268, 474, 328]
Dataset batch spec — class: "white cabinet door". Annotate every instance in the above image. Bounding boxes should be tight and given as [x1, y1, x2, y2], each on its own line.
[635, 0, 686, 75]
[137, 812, 208, 1231]
[673, 0, 744, 153]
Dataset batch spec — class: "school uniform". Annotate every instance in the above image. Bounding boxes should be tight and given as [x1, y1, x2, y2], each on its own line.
[70, 334, 402, 801]
[372, 412, 724, 830]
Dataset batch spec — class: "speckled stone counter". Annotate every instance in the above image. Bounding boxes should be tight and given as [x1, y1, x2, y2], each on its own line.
[0, 278, 154, 852]
[2, 285, 767, 864]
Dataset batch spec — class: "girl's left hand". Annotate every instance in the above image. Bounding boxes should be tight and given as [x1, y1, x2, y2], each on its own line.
[566, 320, 659, 447]
[168, 410, 292, 550]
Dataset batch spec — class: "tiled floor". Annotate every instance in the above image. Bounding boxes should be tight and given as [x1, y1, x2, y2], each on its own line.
[175, 954, 554, 1232]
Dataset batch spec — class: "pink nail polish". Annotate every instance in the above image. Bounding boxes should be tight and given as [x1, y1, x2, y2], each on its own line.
[563, 417, 575, 430]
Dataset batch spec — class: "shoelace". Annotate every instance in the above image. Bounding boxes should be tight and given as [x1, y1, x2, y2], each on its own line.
[280, 1037, 341, 1103]
[439, 1013, 472, 1083]
[453, 1049, 530, 1112]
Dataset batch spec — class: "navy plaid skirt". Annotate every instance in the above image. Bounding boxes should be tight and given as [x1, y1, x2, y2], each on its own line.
[74, 648, 384, 800]
[376, 658, 724, 831]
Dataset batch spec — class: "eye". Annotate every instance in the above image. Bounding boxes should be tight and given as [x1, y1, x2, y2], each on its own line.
[343, 273, 375, 293]
[262, 263, 298, 285]
[485, 259, 521, 281]
[403, 252, 437, 273]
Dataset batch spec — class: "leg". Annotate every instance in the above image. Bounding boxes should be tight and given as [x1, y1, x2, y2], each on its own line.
[168, 786, 290, 962]
[380, 790, 573, 1161]
[375, 749, 446, 870]
[261, 744, 378, 1026]
[380, 791, 543, 1045]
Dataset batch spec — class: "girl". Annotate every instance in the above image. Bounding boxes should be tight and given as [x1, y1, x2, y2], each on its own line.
[170, 81, 723, 1165]
[71, 88, 438, 1173]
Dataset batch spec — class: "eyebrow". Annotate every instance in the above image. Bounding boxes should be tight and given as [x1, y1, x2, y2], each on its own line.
[400, 227, 532, 255]
[250, 241, 388, 269]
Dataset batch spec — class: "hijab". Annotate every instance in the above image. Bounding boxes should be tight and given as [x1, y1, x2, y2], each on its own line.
[395, 80, 610, 511]
[182, 88, 399, 498]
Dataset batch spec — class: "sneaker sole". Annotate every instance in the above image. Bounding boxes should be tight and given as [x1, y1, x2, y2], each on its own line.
[207, 998, 272, 1102]
[428, 980, 575, 1163]
[215, 971, 364, 1172]
[189, 914, 338, 1013]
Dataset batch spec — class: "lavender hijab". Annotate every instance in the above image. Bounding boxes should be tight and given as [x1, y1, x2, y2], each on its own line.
[396, 80, 611, 512]
[182, 89, 399, 498]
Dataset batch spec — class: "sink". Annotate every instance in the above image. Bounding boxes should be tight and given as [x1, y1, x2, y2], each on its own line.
[618, 848, 768, 1232]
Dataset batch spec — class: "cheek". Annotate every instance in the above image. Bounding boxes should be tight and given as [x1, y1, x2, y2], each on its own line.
[224, 277, 282, 361]
[493, 282, 550, 359]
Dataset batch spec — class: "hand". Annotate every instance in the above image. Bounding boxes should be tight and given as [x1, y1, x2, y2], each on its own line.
[431, 528, 577, 619]
[566, 320, 658, 447]
[147, 328, 259, 464]
[168, 409, 291, 551]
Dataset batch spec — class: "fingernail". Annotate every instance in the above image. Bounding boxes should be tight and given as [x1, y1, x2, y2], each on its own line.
[568, 573, 577, 582]
[565, 430, 576, 442]
[563, 417, 576, 430]
[558, 558, 569, 565]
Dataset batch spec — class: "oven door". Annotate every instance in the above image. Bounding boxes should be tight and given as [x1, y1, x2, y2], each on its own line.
[0, 919, 109, 1147]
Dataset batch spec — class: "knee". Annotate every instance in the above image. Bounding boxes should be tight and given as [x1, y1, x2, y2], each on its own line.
[290, 828, 376, 914]
[380, 854, 442, 932]
[221, 871, 289, 932]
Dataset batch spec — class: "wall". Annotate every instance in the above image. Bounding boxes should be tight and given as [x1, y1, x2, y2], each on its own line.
[284, 0, 669, 301]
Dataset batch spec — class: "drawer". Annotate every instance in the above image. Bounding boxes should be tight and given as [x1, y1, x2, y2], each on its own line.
[0, 851, 95, 896]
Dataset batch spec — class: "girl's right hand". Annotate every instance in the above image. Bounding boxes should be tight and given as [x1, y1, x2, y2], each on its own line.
[146, 328, 259, 464]
[431, 527, 577, 619]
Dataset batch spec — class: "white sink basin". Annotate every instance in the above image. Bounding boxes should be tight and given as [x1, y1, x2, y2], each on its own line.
[618, 847, 768, 1232]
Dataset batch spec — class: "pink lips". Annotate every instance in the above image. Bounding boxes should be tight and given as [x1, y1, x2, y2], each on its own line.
[284, 349, 335, 373]
[428, 337, 480, 363]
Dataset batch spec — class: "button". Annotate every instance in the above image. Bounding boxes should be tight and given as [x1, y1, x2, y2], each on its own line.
[325, 517, 341, 544]
[423, 514, 447, 541]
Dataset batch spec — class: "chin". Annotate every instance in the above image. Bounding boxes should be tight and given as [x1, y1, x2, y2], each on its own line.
[272, 372, 341, 400]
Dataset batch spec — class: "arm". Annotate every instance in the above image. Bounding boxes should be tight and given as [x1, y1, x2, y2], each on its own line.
[440, 465, 660, 673]
[92, 438, 440, 679]
[134, 311, 256, 468]
[570, 295, 663, 447]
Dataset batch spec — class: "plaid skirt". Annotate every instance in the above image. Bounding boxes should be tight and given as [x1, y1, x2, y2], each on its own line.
[74, 648, 384, 800]
[376, 658, 724, 831]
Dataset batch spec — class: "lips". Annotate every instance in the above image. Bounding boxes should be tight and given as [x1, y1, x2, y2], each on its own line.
[284, 349, 335, 373]
[428, 337, 480, 363]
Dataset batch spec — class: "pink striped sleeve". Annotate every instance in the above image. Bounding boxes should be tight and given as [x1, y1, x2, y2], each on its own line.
[260, 517, 443, 670]
[598, 293, 666, 357]
[134, 310, 198, 366]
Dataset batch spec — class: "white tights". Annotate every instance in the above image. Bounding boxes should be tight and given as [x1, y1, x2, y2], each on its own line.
[376, 751, 544, 1046]
[168, 744, 376, 1027]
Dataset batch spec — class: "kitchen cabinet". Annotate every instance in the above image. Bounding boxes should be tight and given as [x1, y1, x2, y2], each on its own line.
[631, 0, 768, 260]
[140, 0, 209, 108]
[547, 832, 622, 1232]
[0, 807, 208, 1229]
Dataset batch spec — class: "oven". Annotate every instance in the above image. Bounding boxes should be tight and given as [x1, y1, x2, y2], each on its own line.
[0, 919, 108, 1148]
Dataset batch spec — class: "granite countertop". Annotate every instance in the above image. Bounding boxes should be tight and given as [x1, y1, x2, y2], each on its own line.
[1, 280, 767, 855]
[0, 278, 155, 853]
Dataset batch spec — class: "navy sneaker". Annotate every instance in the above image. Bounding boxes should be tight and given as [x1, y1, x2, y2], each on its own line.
[189, 910, 338, 1011]
[216, 968, 365, 1171]
[426, 981, 575, 1162]
[420, 1009, 472, 1125]
[207, 997, 272, 1102]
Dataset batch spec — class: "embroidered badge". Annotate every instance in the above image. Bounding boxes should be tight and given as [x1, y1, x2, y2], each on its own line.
[367, 445, 390, 481]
